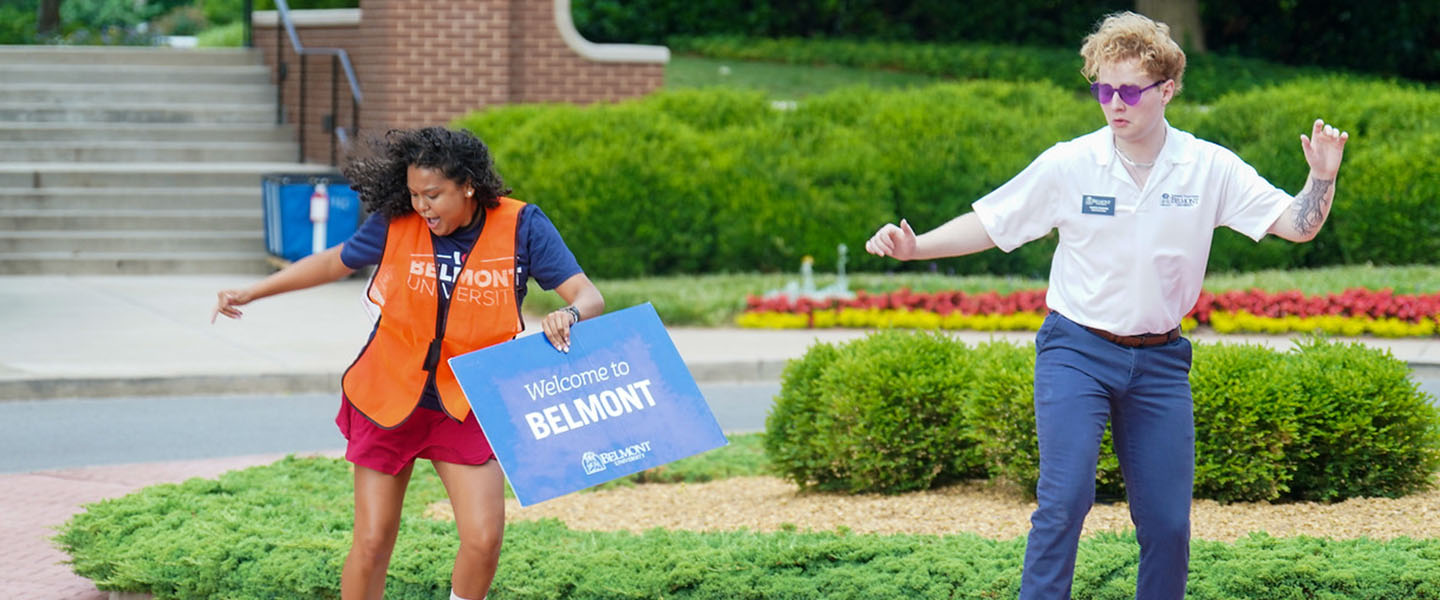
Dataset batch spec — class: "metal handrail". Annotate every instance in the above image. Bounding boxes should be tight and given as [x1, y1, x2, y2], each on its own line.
[257, 0, 363, 165]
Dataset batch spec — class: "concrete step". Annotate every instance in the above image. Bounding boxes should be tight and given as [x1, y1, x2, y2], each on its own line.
[0, 46, 261, 67]
[0, 187, 260, 210]
[0, 83, 276, 105]
[0, 141, 298, 163]
[0, 64, 271, 86]
[0, 102, 274, 125]
[0, 122, 296, 143]
[0, 209, 260, 231]
[0, 251, 274, 275]
[0, 163, 337, 189]
[0, 230, 263, 252]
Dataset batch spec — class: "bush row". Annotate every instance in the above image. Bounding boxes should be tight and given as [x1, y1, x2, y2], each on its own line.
[458, 79, 1440, 277]
[458, 83, 1089, 278]
[1192, 78, 1440, 271]
[58, 456, 1440, 599]
[765, 331, 1440, 502]
[574, 0, 1440, 81]
[668, 35, 1350, 104]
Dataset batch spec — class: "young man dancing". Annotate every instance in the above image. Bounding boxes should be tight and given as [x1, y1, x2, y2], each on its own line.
[864, 11, 1348, 599]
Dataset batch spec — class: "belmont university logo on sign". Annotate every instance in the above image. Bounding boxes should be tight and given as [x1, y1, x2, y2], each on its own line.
[1160, 193, 1200, 207]
[582, 441, 654, 475]
[449, 303, 727, 506]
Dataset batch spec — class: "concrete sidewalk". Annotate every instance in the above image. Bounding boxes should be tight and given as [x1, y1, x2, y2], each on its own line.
[2, 274, 1439, 599]
[3, 275, 1438, 401]
[0, 274, 891, 400]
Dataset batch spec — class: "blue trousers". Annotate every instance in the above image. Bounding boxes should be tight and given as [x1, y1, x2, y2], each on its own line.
[1019, 312, 1194, 600]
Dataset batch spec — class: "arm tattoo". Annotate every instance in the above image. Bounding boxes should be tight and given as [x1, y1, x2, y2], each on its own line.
[1293, 177, 1334, 236]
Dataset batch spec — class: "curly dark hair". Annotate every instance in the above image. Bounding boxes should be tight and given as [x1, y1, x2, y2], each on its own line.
[341, 127, 511, 217]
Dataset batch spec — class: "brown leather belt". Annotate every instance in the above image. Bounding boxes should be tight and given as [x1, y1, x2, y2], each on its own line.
[1082, 325, 1181, 348]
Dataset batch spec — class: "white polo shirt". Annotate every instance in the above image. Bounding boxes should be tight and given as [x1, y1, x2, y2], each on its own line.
[971, 124, 1292, 335]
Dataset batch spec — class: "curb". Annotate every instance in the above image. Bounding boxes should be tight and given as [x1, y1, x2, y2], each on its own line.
[0, 360, 792, 401]
[4, 361, 1437, 402]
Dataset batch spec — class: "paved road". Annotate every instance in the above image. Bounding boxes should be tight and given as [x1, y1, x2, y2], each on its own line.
[5, 374, 1437, 475]
[0, 382, 782, 474]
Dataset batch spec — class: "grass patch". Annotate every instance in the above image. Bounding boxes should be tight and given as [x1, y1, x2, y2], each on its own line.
[527, 264, 1440, 326]
[666, 55, 940, 99]
[668, 36, 1414, 105]
[56, 455, 1440, 599]
[1202, 264, 1440, 296]
[594, 432, 769, 490]
[195, 21, 244, 47]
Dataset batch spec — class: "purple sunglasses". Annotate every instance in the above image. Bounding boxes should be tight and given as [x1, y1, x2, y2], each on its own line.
[1090, 80, 1167, 106]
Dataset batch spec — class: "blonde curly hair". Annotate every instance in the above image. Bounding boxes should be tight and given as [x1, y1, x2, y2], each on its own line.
[1080, 11, 1186, 96]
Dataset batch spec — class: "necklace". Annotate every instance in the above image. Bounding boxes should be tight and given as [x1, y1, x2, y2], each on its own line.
[1114, 145, 1155, 169]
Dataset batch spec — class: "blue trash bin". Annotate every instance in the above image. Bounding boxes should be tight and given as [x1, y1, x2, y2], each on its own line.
[262, 173, 362, 262]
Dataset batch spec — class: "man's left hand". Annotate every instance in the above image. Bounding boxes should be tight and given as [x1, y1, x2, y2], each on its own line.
[1301, 118, 1349, 179]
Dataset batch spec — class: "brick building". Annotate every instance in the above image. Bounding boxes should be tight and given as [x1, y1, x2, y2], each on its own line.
[252, 0, 668, 164]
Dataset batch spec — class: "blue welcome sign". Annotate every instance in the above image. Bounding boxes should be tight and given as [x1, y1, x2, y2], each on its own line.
[448, 303, 728, 506]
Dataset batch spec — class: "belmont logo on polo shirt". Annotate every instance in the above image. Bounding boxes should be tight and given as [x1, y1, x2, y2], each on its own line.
[1081, 194, 1116, 216]
[1160, 193, 1200, 207]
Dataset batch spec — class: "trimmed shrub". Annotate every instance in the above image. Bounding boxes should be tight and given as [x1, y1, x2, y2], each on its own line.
[456, 79, 1438, 277]
[55, 458, 1440, 599]
[1189, 343, 1296, 503]
[764, 325, 845, 484]
[457, 82, 1092, 277]
[1279, 337, 1440, 501]
[816, 330, 984, 492]
[1194, 77, 1440, 271]
[767, 332, 1440, 501]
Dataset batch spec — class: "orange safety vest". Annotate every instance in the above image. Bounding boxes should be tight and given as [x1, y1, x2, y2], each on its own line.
[341, 198, 525, 428]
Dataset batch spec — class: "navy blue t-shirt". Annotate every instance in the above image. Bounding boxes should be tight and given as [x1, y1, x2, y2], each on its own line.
[340, 203, 583, 412]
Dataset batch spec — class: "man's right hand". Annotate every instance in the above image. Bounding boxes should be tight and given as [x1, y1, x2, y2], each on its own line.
[865, 218, 918, 260]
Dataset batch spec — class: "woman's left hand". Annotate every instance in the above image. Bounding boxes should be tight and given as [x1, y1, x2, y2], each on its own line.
[543, 272, 604, 354]
[542, 306, 579, 353]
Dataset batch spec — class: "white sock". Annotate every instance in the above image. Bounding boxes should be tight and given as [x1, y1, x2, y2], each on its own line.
[450, 590, 484, 600]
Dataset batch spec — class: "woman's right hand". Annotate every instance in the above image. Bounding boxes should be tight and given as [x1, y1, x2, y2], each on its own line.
[211, 288, 255, 323]
[864, 218, 918, 260]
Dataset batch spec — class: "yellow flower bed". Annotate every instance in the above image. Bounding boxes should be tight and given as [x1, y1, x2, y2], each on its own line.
[738, 309, 1438, 337]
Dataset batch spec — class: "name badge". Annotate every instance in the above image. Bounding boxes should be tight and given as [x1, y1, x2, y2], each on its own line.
[1081, 195, 1116, 216]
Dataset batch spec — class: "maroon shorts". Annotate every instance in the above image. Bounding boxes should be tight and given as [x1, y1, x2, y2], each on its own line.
[335, 398, 495, 475]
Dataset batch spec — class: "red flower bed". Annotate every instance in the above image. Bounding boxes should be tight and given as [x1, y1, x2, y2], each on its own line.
[1194, 288, 1440, 324]
[746, 289, 1049, 317]
[747, 288, 1440, 325]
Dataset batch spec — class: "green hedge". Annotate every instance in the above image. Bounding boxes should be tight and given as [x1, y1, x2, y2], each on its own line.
[668, 35, 1352, 104]
[458, 79, 1439, 277]
[0, 1, 38, 44]
[57, 456, 1440, 599]
[1201, 0, 1440, 82]
[766, 331, 1440, 501]
[1193, 78, 1440, 271]
[456, 83, 1090, 278]
[457, 84, 1084, 277]
[573, 0, 1439, 82]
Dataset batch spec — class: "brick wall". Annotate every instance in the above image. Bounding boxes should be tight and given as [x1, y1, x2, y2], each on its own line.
[509, 0, 666, 104]
[253, 0, 665, 164]
[252, 21, 362, 165]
